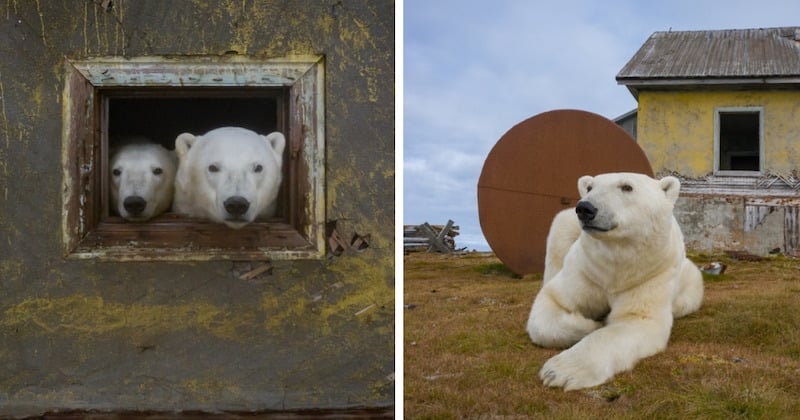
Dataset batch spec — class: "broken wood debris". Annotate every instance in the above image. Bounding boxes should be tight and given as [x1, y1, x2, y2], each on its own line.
[239, 262, 273, 281]
[404, 220, 459, 253]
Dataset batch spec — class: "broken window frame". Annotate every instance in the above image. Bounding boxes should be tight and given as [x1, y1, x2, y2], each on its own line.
[61, 56, 326, 261]
[714, 107, 764, 176]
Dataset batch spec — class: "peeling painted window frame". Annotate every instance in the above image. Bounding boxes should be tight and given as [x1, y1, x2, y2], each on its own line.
[61, 56, 326, 261]
[713, 106, 764, 176]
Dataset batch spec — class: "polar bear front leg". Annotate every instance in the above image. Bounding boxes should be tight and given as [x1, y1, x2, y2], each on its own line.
[526, 276, 604, 349]
[672, 258, 704, 318]
[539, 293, 673, 390]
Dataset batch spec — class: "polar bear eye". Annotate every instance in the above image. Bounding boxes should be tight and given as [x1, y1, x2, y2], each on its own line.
[254, 164, 263, 173]
[208, 164, 220, 173]
[153, 167, 163, 175]
[621, 184, 633, 192]
[112, 168, 121, 177]
[586, 186, 592, 192]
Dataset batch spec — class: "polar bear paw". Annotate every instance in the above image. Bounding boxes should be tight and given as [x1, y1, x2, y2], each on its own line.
[539, 349, 610, 391]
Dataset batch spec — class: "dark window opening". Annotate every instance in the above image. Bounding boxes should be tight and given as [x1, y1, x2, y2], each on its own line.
[105, 90, 288, 220]
[62, 57, 326, 260]
[718, 111, 760, 172]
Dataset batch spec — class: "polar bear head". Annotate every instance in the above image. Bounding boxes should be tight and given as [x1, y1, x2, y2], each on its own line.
[575, 172, 680, 238]
[173, 127, 285, 229]
[109, 141, 177, 221]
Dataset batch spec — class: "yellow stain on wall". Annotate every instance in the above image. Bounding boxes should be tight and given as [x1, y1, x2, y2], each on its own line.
[322, 256, 393, 321]
[0, 295, 255, 341]
[261, 253, 393, 334]
[638, 90, 800, 177]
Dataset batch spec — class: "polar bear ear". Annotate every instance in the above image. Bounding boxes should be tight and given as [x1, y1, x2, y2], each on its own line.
[577, 175, 594, 198]
[660, 176, 681, 204]
[262, 132, 286, 158]
[175, 133, 197, 159]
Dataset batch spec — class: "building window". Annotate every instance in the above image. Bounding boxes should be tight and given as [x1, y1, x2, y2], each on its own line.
[715, 108, 763, 174]
[62, 56, 325, 260]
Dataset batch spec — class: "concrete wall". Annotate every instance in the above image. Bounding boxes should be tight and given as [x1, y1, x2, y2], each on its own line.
[0, 1, 394, 416]
[675, 196, 786, 255]
[638, 90, 800, 177]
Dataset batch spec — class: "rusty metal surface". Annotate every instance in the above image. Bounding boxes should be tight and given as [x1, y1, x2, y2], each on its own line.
[478, 109, 653, 275]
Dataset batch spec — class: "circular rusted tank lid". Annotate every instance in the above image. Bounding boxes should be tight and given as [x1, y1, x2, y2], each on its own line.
[477, 109, 653, 275]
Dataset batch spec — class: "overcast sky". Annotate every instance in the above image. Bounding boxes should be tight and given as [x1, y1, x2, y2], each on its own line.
[403, 0, 800, 251]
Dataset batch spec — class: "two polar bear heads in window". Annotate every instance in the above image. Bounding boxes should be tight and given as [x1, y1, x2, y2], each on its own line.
[109, 127, 285, 229]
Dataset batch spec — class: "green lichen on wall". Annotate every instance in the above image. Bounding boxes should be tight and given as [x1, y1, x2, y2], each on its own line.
[0, 0, 394, 415]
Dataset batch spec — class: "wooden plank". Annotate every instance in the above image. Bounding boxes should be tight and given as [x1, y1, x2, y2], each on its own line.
[71, 56, 322, 87]
[71, 219, 316, 260]
[62, 61, 96, 255]
[785, 207, 800, 255]
[435, 220, 455, 244]
[419, 222, 451, 253]
[404, 222, 460, 253]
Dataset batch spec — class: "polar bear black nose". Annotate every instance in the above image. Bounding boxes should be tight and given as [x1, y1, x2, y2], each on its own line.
[576, 201, 597, 222]
[123, 196, 147, 215]
[224, 196, 250, 216]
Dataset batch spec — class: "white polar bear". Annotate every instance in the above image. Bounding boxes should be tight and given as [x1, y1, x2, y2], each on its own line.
[109, 140, 177, 221]
[526, 172, 704, 391]
[173, 127, 285, 229]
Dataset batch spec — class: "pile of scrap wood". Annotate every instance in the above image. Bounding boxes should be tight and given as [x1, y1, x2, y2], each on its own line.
[404, 220, 459, 253]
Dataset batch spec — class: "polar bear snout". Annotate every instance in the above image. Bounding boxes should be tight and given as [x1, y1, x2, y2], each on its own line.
[123, 196, 147, 216]
[576, 200, 617, 232]
[576, 201, 597, 222]
[224, 196, 251, 217]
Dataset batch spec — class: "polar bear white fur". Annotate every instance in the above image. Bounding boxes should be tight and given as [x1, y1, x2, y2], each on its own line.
[173, 127, 285, 229]
[109, 140, 177, 221]
[526, 172, 703, 390]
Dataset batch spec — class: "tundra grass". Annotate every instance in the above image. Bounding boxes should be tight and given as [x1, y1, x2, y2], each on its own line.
[404, 252, 800, 419]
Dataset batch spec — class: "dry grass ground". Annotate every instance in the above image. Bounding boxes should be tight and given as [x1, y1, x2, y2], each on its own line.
[404, 252, 800, 419]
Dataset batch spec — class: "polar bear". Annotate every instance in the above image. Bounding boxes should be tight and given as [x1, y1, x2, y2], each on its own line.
[526, 172, 703, 390]
[109, 140, 177, 221]
[173, 127, 285, 229]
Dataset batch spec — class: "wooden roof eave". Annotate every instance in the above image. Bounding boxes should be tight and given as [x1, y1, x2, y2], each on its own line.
[617, 76, 800, 99]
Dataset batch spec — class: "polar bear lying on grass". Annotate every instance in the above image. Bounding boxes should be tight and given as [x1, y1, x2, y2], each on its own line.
[526, 172, 704, 390]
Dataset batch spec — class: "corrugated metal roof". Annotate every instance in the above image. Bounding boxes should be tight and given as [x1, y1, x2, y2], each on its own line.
[617, 27, 800, 82]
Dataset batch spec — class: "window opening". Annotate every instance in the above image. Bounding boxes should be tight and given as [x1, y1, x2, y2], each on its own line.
[105, 91, 287, 220]
[62, 56, 325, 260]
[716, 110, 762, 173]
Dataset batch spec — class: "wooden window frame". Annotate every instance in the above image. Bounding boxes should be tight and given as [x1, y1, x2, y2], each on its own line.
[713, 107, 764, 176]
[62, 56, 326, 261]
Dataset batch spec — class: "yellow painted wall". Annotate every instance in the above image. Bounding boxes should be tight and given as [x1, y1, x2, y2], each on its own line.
[638, 90, 800, 177]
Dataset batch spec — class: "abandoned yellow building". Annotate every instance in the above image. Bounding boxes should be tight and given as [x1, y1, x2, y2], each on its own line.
[617, 27, 800, 255]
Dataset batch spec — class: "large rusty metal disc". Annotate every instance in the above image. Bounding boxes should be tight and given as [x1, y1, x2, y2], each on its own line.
[478, 109, 653, 275]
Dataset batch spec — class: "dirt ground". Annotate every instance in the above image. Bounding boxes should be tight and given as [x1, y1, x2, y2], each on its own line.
[403, 252, 800, 419]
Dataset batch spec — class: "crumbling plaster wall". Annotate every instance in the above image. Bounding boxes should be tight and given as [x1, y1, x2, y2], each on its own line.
[636, 89, 800, 254]
[674, 196, 785, 255]
[0, 0, 394, 416]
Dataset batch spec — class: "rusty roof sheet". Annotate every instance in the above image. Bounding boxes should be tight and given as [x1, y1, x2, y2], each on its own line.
[617, 27, 800, 84]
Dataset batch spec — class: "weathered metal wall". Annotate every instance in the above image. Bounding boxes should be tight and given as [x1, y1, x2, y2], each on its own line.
[0, 0, 394, 416]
